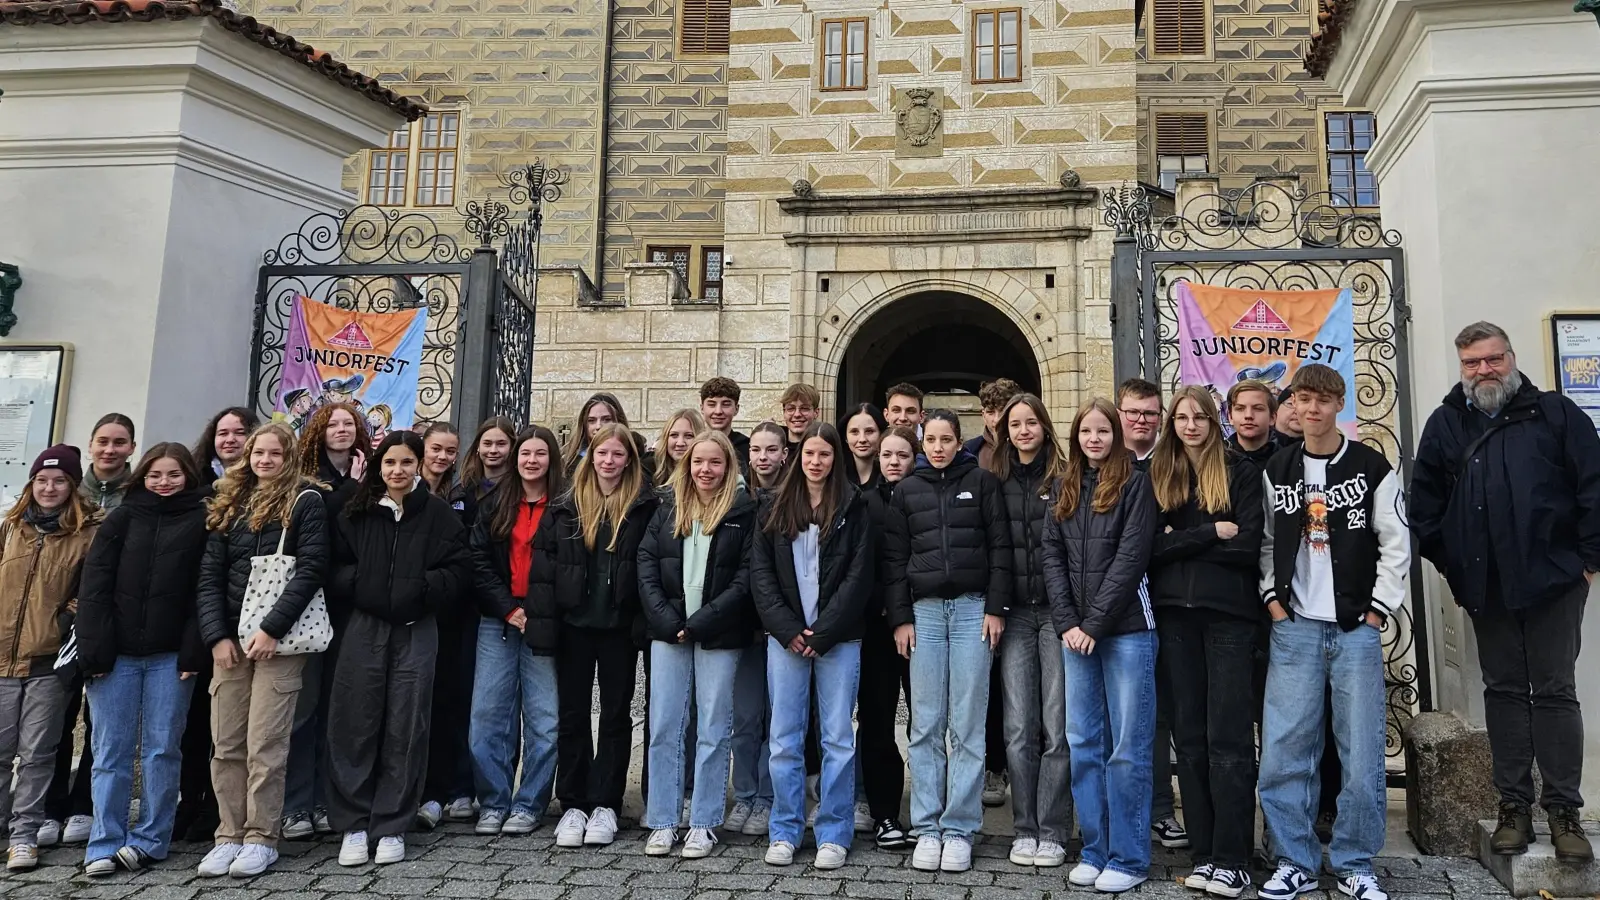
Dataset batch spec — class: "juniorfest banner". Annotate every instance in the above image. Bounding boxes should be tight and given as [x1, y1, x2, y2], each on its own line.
[274, 295, 427, 444]
[1175, 282, 1359, 438]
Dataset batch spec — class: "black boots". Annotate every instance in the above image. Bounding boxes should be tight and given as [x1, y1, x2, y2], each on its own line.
[1490, 801, 1532, 855]
[1549, 806, 1594, 864]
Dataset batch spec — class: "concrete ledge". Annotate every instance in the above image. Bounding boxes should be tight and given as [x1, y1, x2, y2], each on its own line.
[1478, 818, 1600, 897]
[1405, 712, 1499, 855]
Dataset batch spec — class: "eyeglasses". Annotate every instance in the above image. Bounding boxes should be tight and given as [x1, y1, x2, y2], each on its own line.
[1172, 414, 1211, 426]
[1119, 408, 1160, 422]
[782, 404, 815, 414]
[1459, 352, 1509, 372]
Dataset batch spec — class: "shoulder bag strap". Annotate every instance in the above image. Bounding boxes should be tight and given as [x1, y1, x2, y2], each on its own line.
[276, 489, 320, 556]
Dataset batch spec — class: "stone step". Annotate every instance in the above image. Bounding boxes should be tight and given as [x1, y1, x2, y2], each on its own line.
[1478, 818, 1600, 898]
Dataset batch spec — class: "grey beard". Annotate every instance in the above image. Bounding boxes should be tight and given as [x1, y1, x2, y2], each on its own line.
[1464, 368, 1523, 414]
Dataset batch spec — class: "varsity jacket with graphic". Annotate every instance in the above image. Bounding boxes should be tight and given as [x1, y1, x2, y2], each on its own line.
[1258, 436, 1409, 631]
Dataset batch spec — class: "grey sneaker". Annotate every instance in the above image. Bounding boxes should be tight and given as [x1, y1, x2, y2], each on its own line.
[443, 797, 476, 821]
[280, 812, 314, 841]
[741, 803, 770, 837]
[981, 771, 1008, 807]
[416, 801, 442, 830]
[475, 809, 506, 835]
[36, 820, 60, 848]
[725, 801, 753, 832]
[501, 811, 539, 835]
[312, 808, 332, 834]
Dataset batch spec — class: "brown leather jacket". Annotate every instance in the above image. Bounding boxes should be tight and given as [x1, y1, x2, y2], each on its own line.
[0, 515, 100, 678]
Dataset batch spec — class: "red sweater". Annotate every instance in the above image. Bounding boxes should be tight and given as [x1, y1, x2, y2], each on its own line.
[509, 497, 547, 602]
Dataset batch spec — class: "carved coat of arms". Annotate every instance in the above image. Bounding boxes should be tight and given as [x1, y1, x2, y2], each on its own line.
[896, 88, 943, 148]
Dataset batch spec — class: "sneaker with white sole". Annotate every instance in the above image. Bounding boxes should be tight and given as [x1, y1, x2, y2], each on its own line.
[1337, 874, 1389, 900]
[1184, 862, 1216, 889]
[940, 836, 972, 873]
[416, 801, 442, 830]
[583, 807, 618, 846]
[682, 828, 716, 859]
[764, 840, 795, 866]
[197, 843, 242, 877]
[228, 843, 277, 878]
[36, 820, 60, 848]
[1207, 867, 1251, 898]
[814, 842, 848, 870]
[443, 797, 476, 821]
[982, 771, 1008, 807]
[312, 808, 333, 834]
[339, 831, 370, 867]
[1153, 816, 1189, 849]
[476, 809, 506, 835]
[374, 836, 405, 865]
[114, 847, 152, 872]
[853, 800, 872, 833]
[62, 815, 92, 844]
[280, 812, 314, 841]
[874, 818, 909, 850]
[1034, 840, 1066, 868]
[1009, 836, 1037, 866]
[645, 828, 676, 856]
[554, 809, 588, 848]
[1259, 864, 1319, 900]
[501, 811, 539, 835]
[6, 845, 37, 872]
[1095, 869, 1147, 893]
[911, 834, 942, 871]
[1068, 861, 1102, 887]
[741, 803, 770, 837]
[84, 857, 117, 877]
[725, 801, 753, 832]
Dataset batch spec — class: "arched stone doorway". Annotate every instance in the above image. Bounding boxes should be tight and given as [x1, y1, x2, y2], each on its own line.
[835, 289, 1042, 414]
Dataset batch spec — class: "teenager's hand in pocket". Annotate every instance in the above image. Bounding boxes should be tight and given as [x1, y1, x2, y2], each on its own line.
[212, 639, 242, 670]
[894, 623, 915, 659]
[1267, 600, 1290, 622]
[982, 614, 1005, 651]
[1215, 521, 1239, 540]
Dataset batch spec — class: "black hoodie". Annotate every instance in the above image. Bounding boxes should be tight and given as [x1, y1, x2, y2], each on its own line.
[882, 452, 1012, 627]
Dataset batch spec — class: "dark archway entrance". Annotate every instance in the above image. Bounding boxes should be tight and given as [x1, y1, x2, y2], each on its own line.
[835, 290, 1041, 413]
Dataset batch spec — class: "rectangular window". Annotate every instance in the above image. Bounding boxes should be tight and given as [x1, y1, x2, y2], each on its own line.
[680, 0, 731, 54]
[821, 18, 868, 90]
[972, 9, 1022, 83]
[1326, 111, 1380, 207]
[366, 128, 410, 206]
[1155, 112, 1209, 191]
[647, 245, 692, 288]
[415, 112, 459, 207]
[701, 246, 724, 300]
[1151, 0, 1207, 55]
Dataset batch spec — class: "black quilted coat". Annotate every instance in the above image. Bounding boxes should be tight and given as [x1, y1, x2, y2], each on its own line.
[882, 455, 1012, 627]
[1041, 468, 1158, 640]
[637, 492, 758, 649]
[197, 489, 329, 648]
[329, 484, 470, 625]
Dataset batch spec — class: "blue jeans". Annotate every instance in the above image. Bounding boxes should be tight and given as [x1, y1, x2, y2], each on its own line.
[84, 653, 195, 862]
[730, 641, 773, 807]
[908, 594, 991, 840]
[1259, 616, 1387, 877]
[644, 642, 740, 829]
[767, 636, 860, 848]
[469, 618, 559, 817]
[1064, 629, 1158, 878]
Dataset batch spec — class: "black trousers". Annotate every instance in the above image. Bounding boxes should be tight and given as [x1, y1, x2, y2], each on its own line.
[178, 667, 218, 823]
[326, 611, 438, 839]
[986, 662, 1006, 774]
[1473, 581, 1587, 809]
[556, 625, 637, 813]
[1158, 608, 1258, 869]
[45, 677, 93, 821]
[857, 617, 910, 821]
[423, 614, 477, 804]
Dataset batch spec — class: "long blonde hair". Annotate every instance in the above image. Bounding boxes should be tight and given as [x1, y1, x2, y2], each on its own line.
[3, 471, 95, 536]
[1054, 398, 1134, 520]
[207, 423, 322, 533]
[1149, 385, 1232, 513]
[569, 423, 645, 552]
[670, 430, 740, 538]
[654, 408, 707, 489]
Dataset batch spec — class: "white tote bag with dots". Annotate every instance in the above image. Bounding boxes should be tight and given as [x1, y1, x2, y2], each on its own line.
[237, 489, 333, 655]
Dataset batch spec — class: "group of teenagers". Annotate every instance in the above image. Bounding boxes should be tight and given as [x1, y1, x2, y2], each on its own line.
[0, 362, 1409, 900]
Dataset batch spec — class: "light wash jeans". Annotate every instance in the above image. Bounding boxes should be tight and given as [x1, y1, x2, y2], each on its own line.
[730, 640, 773, 807]
[1259, 616, 1387, 878]
[644, 641, 740, 829]
[767, 636, 860, 848]
[1064, 629, 1158, 878]
[469, 618, 559, 817]
[84, 653, 195, 863]
[908, 593, 991, 841]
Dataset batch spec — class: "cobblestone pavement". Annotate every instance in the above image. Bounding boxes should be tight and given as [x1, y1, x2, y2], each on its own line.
[2, 821, 1509, 899]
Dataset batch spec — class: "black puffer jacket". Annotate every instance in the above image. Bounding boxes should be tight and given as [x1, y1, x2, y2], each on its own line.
[527, 485, 660, 647]
[1148, 457, 1264, 621]
[1042, 468, 1158, 640]
[858, 476, 895, 623]
[638, 492, 758, 649]
[471, 494, 556, 653]
[1000, 452, 1057, 606]
[197, 488, 329, 648]
[330, 484, 470, 625]
[751, 491, 873, 655]
[883, 455, 1012, 626]
[76, 486, 209, 675]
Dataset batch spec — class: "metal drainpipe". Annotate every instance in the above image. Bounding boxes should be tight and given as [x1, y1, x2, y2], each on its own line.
[591, 0, 616, 295]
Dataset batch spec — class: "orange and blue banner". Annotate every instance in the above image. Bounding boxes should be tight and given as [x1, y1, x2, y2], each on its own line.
[273, 295, 427, 444]
[1175, 282, 1357, 437]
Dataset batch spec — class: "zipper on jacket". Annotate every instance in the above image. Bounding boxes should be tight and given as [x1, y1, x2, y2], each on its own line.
[141, 513, 164, 631]
[8, 532, 45, 667]
[938, 471, 952, 581]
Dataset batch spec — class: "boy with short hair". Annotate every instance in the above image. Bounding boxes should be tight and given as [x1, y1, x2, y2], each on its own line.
[699, 377, 749, 469]
[1257, 364, 1408, 900]
[884, 384, 925, 431]
[964, 378, 1021, 469]
[1225, 380, 1282, 467]
[1116, 379, 1162, 469]
[779, 383, 821, 458]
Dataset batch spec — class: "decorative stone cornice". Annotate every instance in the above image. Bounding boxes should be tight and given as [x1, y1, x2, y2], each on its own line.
[778, 185, 1098, 246]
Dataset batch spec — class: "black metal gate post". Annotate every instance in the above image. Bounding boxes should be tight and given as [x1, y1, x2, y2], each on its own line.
[1104, 185, 1152, 384]
[456, 243, 499, 430]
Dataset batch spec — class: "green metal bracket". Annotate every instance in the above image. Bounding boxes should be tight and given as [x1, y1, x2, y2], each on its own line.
[0, 263, 19, 337]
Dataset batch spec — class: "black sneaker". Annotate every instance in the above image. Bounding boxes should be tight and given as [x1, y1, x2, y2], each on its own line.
[1206, 867, 1251, 898]
[114, 846, 153, 872]
[1152, 816, 1190, 849]
[874, 818, 909, 850]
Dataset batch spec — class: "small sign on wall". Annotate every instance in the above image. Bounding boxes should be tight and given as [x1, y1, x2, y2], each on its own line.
[0, 344, 72, 508]
[1548, 312, 1600, 433]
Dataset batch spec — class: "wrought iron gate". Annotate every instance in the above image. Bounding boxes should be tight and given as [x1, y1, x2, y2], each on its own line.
[1105, 179, 1432, 775]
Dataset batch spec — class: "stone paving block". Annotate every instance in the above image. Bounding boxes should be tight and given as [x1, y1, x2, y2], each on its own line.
[365, 876, 446, 895]
[698, 872, 778, 890]
[495, 883, 568, 900]
[432, 880, 494, 898]
[425, 846, 494, 863]
[566, 887, 630, 900]
[128, 887, 202, 900]
[310, 874, 372, 892]
[676, 855, 741, 872]
[249, 871, 316, 890]
[447, 861, 512, 880]
[773, 874, 846, 894]
[908, 885, 973, 900]
[932, 868, 994, 886]
[566, 866, 631, 886]
[841, 881, 909, 899]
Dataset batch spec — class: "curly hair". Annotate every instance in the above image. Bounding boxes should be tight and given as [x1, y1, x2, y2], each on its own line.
[208, 423, 323, 533]
[296, 402, 372, 477]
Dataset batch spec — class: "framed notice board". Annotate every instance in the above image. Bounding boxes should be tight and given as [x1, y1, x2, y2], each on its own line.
[1548, 312, 1600, 434]
[0, 344, 72, 508]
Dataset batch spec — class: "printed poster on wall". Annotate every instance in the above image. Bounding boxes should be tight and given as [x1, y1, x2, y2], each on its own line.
[272, 295, 427, 445]
[1550, 314, 1600, 433]
[1175, 282, 1358, 438]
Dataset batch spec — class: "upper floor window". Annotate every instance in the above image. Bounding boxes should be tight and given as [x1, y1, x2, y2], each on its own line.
[972, 9, 1022, 83]
[821, 18, 869, 90]
[1155, 112, 1209, 191]
[1326, 112, 1379, 207]
[1151, 0, 1207, 55]
[680, 0, 731, 54]
[702, 246, 724, 301]
[368, 128, 409, 207]
[366, 112, 460, 208]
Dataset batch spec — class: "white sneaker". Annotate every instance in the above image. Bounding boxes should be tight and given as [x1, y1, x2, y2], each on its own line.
[476, 809, 506, 835]
[1337, 873, 1389, 900]
[940, 836, 972, 873]
[682, 827, 717, 859]
[1094, 869, 1147, 893]
[84, 857, 117, 877]
[1009, 836, 1037, 866]
[554, 809, 588, 848]
[374, 835, 405, 865]
[814, 842, 848, 870]
[501, 811, 539, 835]
[853, 800, 873, 833]
[725, 801, 752, 832]
[582, 807, 618, 846]
[62, 815, 92, 844]
[198, 842, 242, 877]
[764, 840, 795, 866]
[645, 828, 676, 856]
[911, 834, 942, 871]
[1069, 861, 1103, 887]
[1034, 840, 1066, 868]
[35, 820, 60, 848]
[443, 797, 476, 821]
[339, 831, 370, 866]
[228, 843, 277, 877]
[5, 845, 36, 872]
[416, 801, 442, 830]
[741, 803, 770, 837]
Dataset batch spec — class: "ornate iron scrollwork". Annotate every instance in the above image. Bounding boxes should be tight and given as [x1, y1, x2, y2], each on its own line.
[1149, 179, 1402, 252]
[1101, 183, 1154, 248]
[262, 205, 470, 266]
[500, 162, 568, 233]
